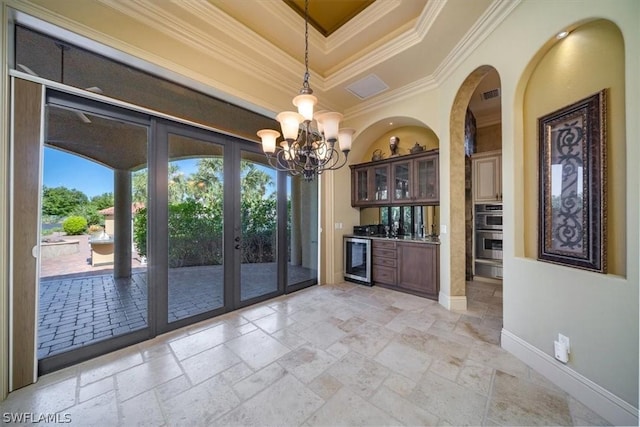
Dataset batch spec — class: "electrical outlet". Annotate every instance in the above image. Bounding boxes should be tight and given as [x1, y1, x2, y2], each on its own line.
[554, 340, 569, 363]
[558, 334, 570, 354]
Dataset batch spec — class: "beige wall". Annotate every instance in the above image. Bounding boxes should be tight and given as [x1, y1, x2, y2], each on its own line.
[513, 16, 635, 404]
[0, 0, 637, 418]
[476, 123, 502, 153]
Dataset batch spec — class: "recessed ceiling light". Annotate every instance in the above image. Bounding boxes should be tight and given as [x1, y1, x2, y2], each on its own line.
[556, 30, 569, 39]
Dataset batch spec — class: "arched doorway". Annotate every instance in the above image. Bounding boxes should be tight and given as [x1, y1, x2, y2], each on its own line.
[449, 65, 502, 310]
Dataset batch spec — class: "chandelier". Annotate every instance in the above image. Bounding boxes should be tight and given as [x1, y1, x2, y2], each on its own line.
[257, 0, 355, 182]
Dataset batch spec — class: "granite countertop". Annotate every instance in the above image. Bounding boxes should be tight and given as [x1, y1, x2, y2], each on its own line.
[345, 234, 440, 245]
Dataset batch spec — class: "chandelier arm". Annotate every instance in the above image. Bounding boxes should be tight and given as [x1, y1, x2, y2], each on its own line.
[323, 149, 350, 171]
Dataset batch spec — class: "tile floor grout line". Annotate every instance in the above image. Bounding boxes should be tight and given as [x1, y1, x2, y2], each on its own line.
[481, 367, 497, 426]
[5, 282, 606, 426]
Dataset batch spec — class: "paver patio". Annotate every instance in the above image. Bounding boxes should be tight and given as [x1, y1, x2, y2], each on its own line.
[38, 234, 315, 359]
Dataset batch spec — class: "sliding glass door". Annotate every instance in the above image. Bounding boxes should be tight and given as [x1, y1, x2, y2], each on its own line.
[166, 131, 227, 324]
[19, 85, 318, 379]
[38, 90, 152, 373]
[286, 174, 318, 292]
[238, 149, 280, 302]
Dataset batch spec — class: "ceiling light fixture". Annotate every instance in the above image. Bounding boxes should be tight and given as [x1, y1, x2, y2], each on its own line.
[257, 0, 354, 181]
[556, 30, 569, 39]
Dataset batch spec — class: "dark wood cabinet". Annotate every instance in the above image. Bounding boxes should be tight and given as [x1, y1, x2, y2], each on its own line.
[351, 150, 438, 207]
[391, 159, 412, 203]
[413, 155, 439, 204]
[371, 238, 439, 300]
[371, 240, 396, 286]
[351, 164, 390, 207]
[397, 242, 439, 299]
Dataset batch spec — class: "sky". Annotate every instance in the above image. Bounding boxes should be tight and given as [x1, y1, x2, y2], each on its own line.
[43, 148, 278, 199]
[43, 148, 114, 198]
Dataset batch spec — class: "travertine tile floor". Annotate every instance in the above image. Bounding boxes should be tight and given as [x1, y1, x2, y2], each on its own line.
[1, 281, 611, 426]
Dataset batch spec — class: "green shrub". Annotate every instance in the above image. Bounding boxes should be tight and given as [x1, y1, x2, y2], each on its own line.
[133, 207, 147, 258]
[62, 216, 87, 235]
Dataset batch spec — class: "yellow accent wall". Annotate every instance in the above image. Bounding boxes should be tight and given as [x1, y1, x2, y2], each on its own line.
[358, 126, 439, 164]
[523, 20, 625, 276]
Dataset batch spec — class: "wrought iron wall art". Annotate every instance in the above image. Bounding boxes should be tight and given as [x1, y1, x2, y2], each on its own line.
[538, 89, 607, 273]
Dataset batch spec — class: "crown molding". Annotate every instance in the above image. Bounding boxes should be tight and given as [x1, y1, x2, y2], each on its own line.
[325, 0, 445, 89]
[345, 0, 519, 120]
[323, 0, 402, 53]
[97, 0, 303, 94]
[431, 0, 522, 86]
[11, 2, 281, 116]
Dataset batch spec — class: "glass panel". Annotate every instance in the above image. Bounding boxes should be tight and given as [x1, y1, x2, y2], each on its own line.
[486, 216, 502, 227]
[484, 239, 503, 251]
[39, 105, 148, 359]
[287, 175, 318, 287]
[356, 169, 368, 201]
[167, 134, 224, 322]
[402, 207, 412, 236]
[416, 157, 437, 199]
[390, 206, 401, 236]
[240, 151, 278, 301]
[374, 166, 388, 201]
[344, 239, 369, 279]
[393, 163, 410, 200]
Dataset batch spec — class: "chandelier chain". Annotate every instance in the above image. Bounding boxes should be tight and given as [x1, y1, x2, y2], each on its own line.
[256, 0, 354, 181]
[302, 0, 310, 91]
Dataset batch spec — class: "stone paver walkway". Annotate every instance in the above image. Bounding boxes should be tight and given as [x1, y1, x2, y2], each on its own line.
[38, 238, 315, 358]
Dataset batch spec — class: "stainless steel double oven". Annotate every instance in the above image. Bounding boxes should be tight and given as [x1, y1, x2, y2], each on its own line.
[475, 203, 503, 279]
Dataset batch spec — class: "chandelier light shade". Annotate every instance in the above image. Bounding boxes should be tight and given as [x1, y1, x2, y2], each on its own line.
[257, 0, 354, 181]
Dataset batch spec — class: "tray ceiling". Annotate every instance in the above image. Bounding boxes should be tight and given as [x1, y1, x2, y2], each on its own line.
[26, 0, 508, 126]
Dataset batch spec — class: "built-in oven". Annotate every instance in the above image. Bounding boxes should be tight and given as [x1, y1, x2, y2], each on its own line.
[474, 204, 503, 279]
[475, 230, 503, 261]
[475, 203, 503, 230]
[344, 236, 372, 285]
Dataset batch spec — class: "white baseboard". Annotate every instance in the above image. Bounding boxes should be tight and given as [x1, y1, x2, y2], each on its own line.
[501, 329, 638, 427]
[439, 292, 467, 311]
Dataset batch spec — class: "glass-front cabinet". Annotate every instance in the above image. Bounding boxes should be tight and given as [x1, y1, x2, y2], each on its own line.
[351, 164, 389, 206]
[373, 165, 389, 203]
[391, 161, 412, 202]
[353, 168, 369, 204]
[351, 150, 439, 207]
[413, 155, 439, 204]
